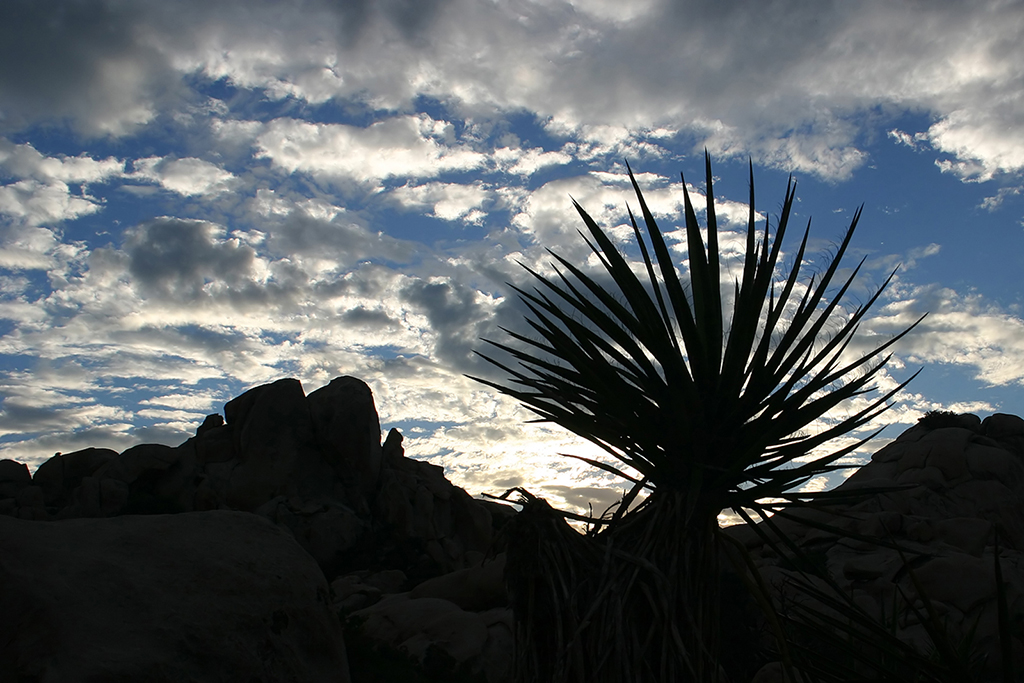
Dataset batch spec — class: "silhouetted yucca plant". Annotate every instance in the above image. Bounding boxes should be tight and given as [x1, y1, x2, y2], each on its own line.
[470, 154, 924, 683]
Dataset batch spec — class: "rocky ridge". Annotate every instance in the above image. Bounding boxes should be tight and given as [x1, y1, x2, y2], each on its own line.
[0, 376, 513, 683]
[2, 379, 1024, 682]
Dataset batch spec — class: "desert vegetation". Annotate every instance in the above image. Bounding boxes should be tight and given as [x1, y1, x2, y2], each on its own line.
[471, 156, 1016, 682]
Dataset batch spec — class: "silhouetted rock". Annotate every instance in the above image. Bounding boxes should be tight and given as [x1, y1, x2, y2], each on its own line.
[309, 376, 384, 507]
[7, 376, 496, 582]
[16, 381, 1024, 681]
[0, 375, 503, 682]
[0, 510, 349, 682]
[0, 459, 33, 518]
[31, 447, 118, 508]
[733, 412, 1024, 681]
[366, 428, 495, 581]
[222, 377, 329, 509]
[0, 459, 30, 486]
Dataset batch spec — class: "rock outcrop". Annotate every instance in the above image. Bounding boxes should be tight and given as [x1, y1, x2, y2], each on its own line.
[729, 412, 1024, 682]
[0, 510, 349, 683]
[2, 376, 497, 582]
[341, 553, 514, 683]
[5, 378, 1024, 683]
[0, 375, 508, 683]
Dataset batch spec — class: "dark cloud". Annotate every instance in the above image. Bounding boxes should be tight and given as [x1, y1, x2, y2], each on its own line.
[400, 277, 492, 369]
[1, 0, 1019, 180]
[324, 0, 453, 45]
[0, 0, 183, 135]
[339, 305, 399, 329]
[0, 400, 68, 433]
[125, 218, 256, 300]
[378, 0, 452, 44]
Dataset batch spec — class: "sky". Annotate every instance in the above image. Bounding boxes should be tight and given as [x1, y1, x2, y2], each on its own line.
[1, 0, 1024, 518]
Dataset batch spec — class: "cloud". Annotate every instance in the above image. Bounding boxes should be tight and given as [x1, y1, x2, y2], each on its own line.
[928, 107, 1024, 182]
[0, 0, 1022, 185]
[138, 391, 221, 411]
[0, 0, 181, 136]
[389, 181, 490, 222]
[1, 0, 1023, 505]
[568, 0, 659, 24]
[0, 140, 124, 230]
[125, 218, 257, 300]
[980, 186, 1023, 212]
[0, 140, 123, 184]
[494, 146, 573, 176]
[399, 276, 499, 369]
[0, 182, 105, 227]
[0, 227, 62, 270]
[338, 305, 401, 331]
[0, 383, 129, 441]
[130, 156, 235, 196]
[255, 116, 487, 183]
[264, 209, 419, 266]
[508, 170, 736, 258]
[875, 284, 1024, 388]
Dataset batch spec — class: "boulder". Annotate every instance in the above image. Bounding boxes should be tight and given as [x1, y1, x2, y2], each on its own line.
[222, 378, 330, 510]
[0, 510, 350, 682]
[726, 415, 1024, 679]
[349, 593, 513, 683]
[30, 447, 117, 508]
[308, 376, 384, 506]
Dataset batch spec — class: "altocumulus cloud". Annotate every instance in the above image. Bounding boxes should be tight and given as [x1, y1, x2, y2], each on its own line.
[126, 219, 257, 301]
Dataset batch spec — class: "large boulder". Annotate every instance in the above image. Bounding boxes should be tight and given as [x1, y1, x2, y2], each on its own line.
[730, 413, 1024, 681]
[0, 510, 350, 682]
[222, 377, 334, 510]
[308, 376, 384, 507]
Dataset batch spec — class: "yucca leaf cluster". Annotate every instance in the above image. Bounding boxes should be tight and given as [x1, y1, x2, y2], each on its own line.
[473, 155, 922, 525]
[470, 155, 930, 683]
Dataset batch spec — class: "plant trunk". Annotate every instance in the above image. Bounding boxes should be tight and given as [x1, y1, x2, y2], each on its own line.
[505, 491, 726, 683]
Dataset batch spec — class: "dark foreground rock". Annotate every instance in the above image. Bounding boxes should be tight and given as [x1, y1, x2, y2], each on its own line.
[341, 553, 513, 683]
[730, 412, 1024, 682]
[5, 377, 1024, 682]
[0, 376, 510, 683]
[0, 510, 350, 683]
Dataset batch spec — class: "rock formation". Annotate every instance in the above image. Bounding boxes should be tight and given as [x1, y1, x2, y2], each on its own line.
[729, 411, 1024, 682]
[5, 376, 497, 582]
[3, 378, 1024, 682]
[0, 510, 349, 683]
[0, 376, 509, 683]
